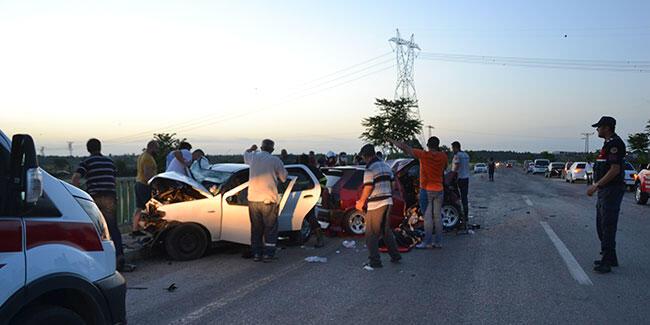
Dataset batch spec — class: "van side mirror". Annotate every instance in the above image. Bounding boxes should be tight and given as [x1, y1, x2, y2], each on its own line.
[9, 134, 42, 213]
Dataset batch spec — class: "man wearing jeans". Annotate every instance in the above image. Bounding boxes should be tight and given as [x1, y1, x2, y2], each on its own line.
[390, 137, 448, 249]
[452, 141, 471, 232]
[244, 139, 288, 263]
[356, 144, 401, 268]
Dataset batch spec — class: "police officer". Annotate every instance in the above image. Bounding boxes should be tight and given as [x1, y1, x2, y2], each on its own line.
[587, 116, 626, 274]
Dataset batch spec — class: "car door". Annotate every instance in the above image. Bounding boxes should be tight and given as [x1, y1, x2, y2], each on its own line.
[220, 177, 297, 244]
[281, 166, 321, 232]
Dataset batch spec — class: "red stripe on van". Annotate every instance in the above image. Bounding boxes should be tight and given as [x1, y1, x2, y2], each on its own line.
[26, 221, 103, 252]
[0, 220, 22, 253]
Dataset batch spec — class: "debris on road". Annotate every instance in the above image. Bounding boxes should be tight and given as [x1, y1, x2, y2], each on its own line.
[335, 250, 341, 254]
[342, 240, 356, 248]
[166, 283, 178, 292]
[363, 265, 374, 271]
[305, 256, 328, 263]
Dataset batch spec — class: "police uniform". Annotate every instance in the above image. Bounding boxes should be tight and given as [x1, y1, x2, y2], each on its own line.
[592, 117, 626, 271]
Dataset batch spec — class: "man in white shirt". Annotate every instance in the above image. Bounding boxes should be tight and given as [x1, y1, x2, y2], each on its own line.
[244, 139, 288, 262]
[166, 142, 192, 175]
[451, 141, 471, 231]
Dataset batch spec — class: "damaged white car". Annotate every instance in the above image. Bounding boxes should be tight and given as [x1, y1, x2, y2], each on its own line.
[141, 163, 321, 260]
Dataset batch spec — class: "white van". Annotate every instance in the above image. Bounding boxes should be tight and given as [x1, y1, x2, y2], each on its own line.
[0, 131, 126, 324]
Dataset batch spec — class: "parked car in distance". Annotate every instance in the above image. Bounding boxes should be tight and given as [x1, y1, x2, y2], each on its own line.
[566, 162, 593, 183]
[635, 164, 650, 205]
[561, 161, 574, 179]
[474, 163, 488, 173]
[545, 162, 565, 178]
[624, 162, 638, 191]
[532, 159, 550, 174]
[506, 162, 513, 168]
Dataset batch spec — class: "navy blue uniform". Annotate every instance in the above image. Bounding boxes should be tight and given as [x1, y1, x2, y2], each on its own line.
[593, 133, 626, 264]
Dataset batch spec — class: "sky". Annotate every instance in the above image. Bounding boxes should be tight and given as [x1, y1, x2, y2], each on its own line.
[1, 0, 649, 156]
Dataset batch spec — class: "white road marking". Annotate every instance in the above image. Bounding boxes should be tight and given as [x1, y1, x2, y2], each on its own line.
[170, 261, 305, 324]
[522, 195, 534, 206]
[540, 221, 593, 286]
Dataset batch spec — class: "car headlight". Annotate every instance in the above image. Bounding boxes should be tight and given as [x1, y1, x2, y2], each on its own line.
[75, 197, 110, 240]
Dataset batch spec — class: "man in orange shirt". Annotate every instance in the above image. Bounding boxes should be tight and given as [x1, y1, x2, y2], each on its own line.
[390, 137, 448, 248]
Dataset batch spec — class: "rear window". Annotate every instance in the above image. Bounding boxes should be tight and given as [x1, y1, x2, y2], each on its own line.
[343, 170, 364, 190]
[551, 163, 564, 168]
[475, 164, 486, 167]
[576, 163, 586, 169]
[535, 160, 549, 167]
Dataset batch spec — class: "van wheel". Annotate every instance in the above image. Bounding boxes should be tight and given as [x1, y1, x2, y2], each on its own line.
[345, 210, 366, 235]
[165, 223, 208, 261]
[11, 305, 85, 325]
[636, 185, 648, 205]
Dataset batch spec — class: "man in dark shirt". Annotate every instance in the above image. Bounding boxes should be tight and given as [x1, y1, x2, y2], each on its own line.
[72, 138, 134, 272]
[586, 116, 626, 274]
[488, 158, 496, 182]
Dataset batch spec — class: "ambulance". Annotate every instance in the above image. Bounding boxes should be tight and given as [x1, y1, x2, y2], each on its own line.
[0, 131, 126, 324]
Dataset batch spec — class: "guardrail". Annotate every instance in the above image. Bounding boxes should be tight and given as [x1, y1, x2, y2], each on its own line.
[116, 177, 136, 226]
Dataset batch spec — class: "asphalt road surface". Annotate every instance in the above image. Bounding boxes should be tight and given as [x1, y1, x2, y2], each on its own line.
[123, 168, 650, 324]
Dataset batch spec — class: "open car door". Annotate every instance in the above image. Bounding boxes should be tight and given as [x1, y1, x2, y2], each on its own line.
[279, 166, 322, 232]
[220, 176, 296, 245]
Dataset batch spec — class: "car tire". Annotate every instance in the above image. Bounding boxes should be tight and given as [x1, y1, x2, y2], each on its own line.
[290, 216, 313, 245]
[635, 184, 648, 205]
[441, 204, 461, 230]
[165, 223, 209, 261]
[11, 305, 85, 325]
[345, 210, 366, 235]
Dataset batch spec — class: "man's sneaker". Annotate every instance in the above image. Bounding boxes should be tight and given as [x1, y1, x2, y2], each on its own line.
[118, 263, 136, 273]
[262, 255, 277, 263]
[594, 263, 612, 274]
[253, 255, 263, 262]
[365, 261, 383, 268]
[415, 243, 432, 249]
[594, 260, 619, 267]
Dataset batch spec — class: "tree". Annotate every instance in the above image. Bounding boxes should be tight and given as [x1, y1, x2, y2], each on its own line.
[153, 133, 186, 173]
[628, 132, 650, 155]
[360, 98, 423, 153]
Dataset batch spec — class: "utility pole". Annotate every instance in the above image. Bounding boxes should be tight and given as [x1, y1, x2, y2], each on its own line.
[67, 141, 74, 157]
[389, 28, 422, 143]
[580, 132, 594, 153]
[426, 125, 434, 139]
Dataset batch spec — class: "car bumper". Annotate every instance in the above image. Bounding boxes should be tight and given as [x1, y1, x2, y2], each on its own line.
[95, 271, 127, 325]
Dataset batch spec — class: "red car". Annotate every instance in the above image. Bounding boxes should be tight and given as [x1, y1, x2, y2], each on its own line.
[317, 159, 463, 235]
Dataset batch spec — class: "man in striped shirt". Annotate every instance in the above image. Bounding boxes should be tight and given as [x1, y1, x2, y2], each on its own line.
[72, 138, 134, 272]
[355, 144, 401, 268]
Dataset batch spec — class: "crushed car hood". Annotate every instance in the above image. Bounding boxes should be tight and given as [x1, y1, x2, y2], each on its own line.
[149, 171, 212, 197]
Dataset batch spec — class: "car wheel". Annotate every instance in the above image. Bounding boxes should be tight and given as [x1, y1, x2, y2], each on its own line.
[345, 210, 366, 235]
[11, 305, 85, 325]
[441, 204, 461, 230]
[636, 185, 648, 205]
[165, 223, 209, 261]
[290, 217, 312, 245]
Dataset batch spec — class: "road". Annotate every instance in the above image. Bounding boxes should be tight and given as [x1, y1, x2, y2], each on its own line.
[123, 168, 650, 324]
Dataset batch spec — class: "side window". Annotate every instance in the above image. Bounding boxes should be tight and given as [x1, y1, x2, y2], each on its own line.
[287, 167, 315, 191]
[343, 170, 364, 190]
[222, 171, 249, 194]
[228, 187, 249, 206]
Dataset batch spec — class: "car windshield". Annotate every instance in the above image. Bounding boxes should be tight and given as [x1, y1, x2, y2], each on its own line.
[190, 162, 234, 193]
[576, 163, 586, 169]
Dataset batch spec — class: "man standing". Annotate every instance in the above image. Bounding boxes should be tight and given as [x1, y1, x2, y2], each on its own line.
[166, 141, 192, 175]
[451, 141, 471, 232]
[244, 139, 288, 262]
[72, 139, 134, 272]
[132, 140, 158, 236]
[355, 144, 401, 268]
[390, 137, 447, 249]
[488, 158, 496, 182]
[587, 116, 626, 274]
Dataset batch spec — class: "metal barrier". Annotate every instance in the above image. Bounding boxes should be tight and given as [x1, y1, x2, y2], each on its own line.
[116, 177, 136, 226]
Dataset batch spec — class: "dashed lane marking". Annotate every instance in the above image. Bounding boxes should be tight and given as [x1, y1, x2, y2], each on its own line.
[540, 221, 593, 286]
